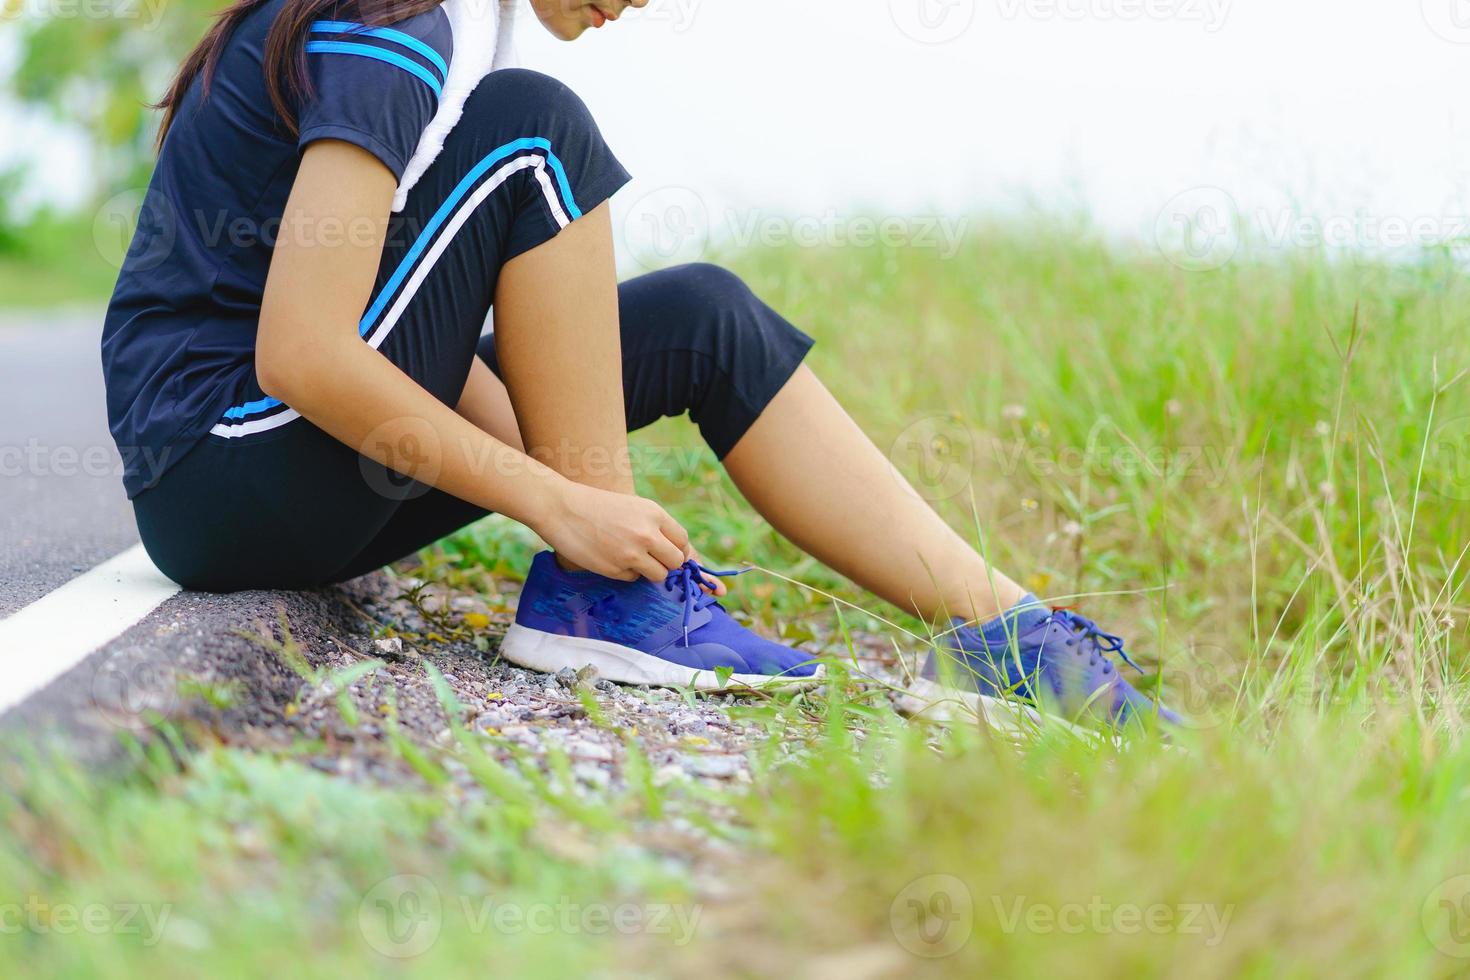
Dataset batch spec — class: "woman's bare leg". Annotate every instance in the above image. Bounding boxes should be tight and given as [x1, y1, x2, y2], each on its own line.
[491, 202, 635, 497]
[723, 365, 1025, 625]
[482, 203, 1020, 622]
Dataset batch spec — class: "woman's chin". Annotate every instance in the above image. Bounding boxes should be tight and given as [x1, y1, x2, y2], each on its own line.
[544, 20, 590, 41]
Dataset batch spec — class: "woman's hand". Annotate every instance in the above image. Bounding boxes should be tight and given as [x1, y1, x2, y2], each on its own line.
[534, 480, 694, 583]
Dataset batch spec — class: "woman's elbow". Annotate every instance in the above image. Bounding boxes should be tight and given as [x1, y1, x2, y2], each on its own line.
[255, 334, 323, 403]
[254, 349, 297, 402]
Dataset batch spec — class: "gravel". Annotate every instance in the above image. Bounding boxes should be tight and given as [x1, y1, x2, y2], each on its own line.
[8, 559, 935, 802]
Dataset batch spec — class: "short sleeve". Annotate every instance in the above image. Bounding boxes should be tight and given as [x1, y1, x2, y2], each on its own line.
[297, 10, 453, 179]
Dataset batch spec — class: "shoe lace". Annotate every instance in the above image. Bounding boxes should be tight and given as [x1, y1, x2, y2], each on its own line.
[1049, 608, 1142, 674]
[664, 560, 747, 645]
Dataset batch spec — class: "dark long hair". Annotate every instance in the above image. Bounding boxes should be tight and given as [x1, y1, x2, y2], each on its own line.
[154, 0, 444, 147]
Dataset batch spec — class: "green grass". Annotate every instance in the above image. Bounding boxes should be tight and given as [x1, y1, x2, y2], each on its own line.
[0, 213, 119, 309]
[6, 223, 1470, 977]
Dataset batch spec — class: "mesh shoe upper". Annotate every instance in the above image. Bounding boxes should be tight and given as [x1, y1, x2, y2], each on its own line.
[923, 607, 1180, 727]
[514, 551, 818, 678]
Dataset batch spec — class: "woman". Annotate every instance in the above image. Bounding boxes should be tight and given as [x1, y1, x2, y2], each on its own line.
[102, 0, 1175, 725]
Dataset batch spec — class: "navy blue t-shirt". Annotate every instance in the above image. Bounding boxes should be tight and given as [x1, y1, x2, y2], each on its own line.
[102, 0, 453, 497]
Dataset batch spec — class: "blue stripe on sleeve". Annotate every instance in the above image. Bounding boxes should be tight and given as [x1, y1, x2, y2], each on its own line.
[304, 40, 443, 98]
[310, 20, 449, 78]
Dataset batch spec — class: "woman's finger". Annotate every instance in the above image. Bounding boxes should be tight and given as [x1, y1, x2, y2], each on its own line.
[648, 537, 685, 574]
[659, 513, 691, 555]
[630, 553, 669, 585]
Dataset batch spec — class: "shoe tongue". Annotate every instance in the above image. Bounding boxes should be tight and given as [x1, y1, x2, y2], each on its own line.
[645, 591, 717, 653]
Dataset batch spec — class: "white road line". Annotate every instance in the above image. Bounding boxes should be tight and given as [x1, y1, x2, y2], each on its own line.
[0, 545, 179, 715]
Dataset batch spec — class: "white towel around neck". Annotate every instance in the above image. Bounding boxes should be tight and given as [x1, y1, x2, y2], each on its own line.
[392, 0, 521, 212]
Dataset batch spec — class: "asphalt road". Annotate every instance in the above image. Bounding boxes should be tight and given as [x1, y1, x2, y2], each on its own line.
[0, 309, 319, 755]
[0, 310, 140, 617]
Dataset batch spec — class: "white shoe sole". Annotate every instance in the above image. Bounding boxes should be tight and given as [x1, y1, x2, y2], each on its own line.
[894, 676, 1103, 742]
[499, 624, 825, 692]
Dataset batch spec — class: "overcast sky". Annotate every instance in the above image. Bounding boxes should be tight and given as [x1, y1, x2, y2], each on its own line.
[4, 0, 1467, 266]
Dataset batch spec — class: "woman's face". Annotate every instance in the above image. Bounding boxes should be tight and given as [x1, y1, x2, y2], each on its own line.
[529, 0, 647, 40]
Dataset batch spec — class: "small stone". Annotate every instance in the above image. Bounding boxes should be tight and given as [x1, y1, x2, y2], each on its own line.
[372, 637, 403, 656]
[573, 762, 611, 787]
[554, 667, 578, 689]
[683, 753, 744, 779]
[653, 765, 688, 786]
[570, 741, 613, 762]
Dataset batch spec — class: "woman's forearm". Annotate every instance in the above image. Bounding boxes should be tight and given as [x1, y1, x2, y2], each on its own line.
[250, 141, 693, 582]
[261, 335, 564, 528]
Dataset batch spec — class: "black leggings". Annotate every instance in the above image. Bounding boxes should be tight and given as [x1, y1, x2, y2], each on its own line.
[133, 71, 813, 592]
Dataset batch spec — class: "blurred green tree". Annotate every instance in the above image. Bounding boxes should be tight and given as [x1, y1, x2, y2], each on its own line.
[8, 0, 218, 199]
